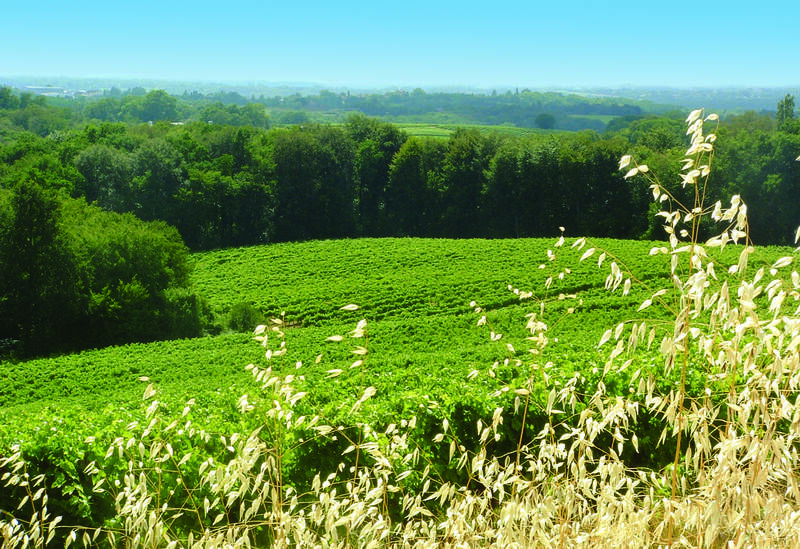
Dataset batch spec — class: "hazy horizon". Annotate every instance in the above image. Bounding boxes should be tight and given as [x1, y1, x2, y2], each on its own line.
[4, 75, 800, 94]
[4, 0, 799, 90]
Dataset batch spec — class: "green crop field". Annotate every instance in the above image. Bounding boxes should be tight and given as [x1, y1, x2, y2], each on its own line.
[394, 123, 455, 138]
[567, 113, 618, 125]
[3, 235, 785, 445]
[1, 238, 643, 438]
[395, 123, 562, 138]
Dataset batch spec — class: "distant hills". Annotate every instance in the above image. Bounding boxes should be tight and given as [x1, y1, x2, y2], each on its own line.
[1, 75, 797, 114]
[568, 86, 800, 114]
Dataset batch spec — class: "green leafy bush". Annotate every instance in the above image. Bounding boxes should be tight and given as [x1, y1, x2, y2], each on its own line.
[226, 302, 262, 333]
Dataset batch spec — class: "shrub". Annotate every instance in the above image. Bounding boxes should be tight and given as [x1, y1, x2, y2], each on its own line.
[226, 302, 262, 333]
[164, 288, 214, 339]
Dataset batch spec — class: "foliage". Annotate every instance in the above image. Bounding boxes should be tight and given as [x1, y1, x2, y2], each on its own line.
[776, 93, 797, 132]
[0, 182, 81, 354]
[715, 121, 800, 243]
[535, 112, 556, 129]
[3, 87, 800, 248]
[262, 88, 651, 131]
[0, 234, 677, 542]
[0, 185, 205, 357]
[227, 302, 263, 333]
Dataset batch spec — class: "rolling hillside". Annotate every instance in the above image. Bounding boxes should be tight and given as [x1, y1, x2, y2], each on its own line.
[2, 237, 669, 429]
[4, 236, 783, 435]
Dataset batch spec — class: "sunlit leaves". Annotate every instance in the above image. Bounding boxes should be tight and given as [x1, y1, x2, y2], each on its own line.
[686, 108, 703, 124]
[624, 167, 639, 179]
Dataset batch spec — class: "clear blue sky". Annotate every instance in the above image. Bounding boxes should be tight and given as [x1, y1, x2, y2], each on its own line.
[2, 0, 798, 88]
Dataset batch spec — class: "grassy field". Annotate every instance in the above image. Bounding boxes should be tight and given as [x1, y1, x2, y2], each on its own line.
[567, 113, 618, 125]
[394, 123, 565, 138]
[0, 237, 657, 434]
[3, 235, 786, 443]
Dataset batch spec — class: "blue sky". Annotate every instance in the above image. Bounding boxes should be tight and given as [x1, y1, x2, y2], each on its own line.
[2, 0, 798, 88]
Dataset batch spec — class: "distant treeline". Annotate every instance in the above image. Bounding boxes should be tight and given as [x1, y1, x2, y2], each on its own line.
[0, 86, 270, 132]
[2, 84, 667, 131]
[259, 88, 653, 130]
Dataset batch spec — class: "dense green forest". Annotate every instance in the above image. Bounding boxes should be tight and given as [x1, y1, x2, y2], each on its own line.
[2, 86, 800, 357]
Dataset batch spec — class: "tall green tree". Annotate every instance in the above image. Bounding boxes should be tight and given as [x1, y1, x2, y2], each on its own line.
[312, 125, 357, 238]
[83, 97, 124, 122]
[777, 94, 796, 131]
[578, 138, 648, 238]
[535, 113, 556, 130]
[483, 141, 523, 237]
[347, 114, 407, 235]
[0, 182, 81, 354]
[385, 138, 432, 236]
[62, 201, 198, 346]
[128, 89, 179, 122]
[516, 139, 562, 236]
[484, 138, 563, 238]
[269, 127, 326, 241]
[268, 126, 357, 241]
[0, 86, 20, 110]
[439, 129, 495, 237]
[777, 94, 799, 134]
[133, 139, 184, 223]
[723, 131, 800, 243]
[74, 144, 134, 211]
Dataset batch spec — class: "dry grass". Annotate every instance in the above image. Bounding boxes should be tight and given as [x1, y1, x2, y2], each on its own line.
[4, 108, 800, 548]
